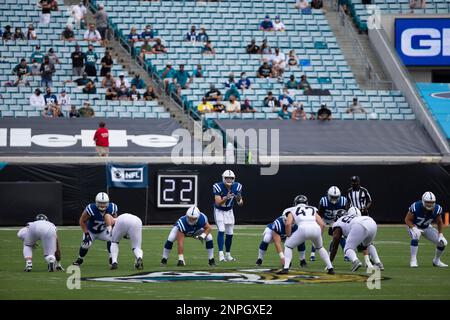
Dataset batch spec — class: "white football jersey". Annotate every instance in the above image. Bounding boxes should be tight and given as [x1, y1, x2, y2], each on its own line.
[28, 220, 57, 235]
[283, 204, 318, 225]
[333, 215, 374, 237]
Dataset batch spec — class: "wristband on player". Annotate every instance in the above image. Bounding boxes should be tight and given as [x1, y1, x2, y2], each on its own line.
[279, 252, 285, 259]
[200, 233, 206, 239]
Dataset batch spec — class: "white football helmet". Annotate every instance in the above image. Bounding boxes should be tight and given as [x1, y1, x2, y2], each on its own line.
[95, 192, 110, 211]
[327, 186, 341, 204]
[347, 207, 362, 217]
[186, 206, 201, 225]
[422, 191, 436, 211]
[222, 170, 235, 186]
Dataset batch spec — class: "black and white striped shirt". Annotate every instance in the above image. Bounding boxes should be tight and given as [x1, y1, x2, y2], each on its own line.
[346, 187, 372, 210]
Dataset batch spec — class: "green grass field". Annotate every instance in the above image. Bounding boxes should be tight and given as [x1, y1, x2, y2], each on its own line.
[0, 225, 449, 300]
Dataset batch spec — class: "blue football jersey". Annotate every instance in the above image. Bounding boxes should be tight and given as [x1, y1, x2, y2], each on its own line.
[213, 181, 243, 211]
[268, 216, 298, 241]
[175, 213, 208, 236]
[319, 196, 347, 224]
[409, 201, 443, 229]
[85, 203, 118, 234]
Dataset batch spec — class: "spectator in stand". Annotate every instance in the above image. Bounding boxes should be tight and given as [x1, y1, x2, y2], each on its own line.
[185, 25, 197, 42]
[127, 27, 141, 51]
[317, 103, 332, 121]
[213, 99, 226, 113]
[201, 40, 216, 54]
[205, 84, 222, 102]
[292, 104, 307, 120]
[40, 56, 55, 88]
[410, 0, 426, 13]
[105, 87, 118, 100]
[311, 0, 324, 10]
[82, 81, 97, 94]
[271, 47, 286, 80]
[197, 28, 209, 42]
[273, 16, 286, 31]
[127, 84, 141, 101]
[47, 48, 60, 65]
[115, 73, 130, 89]
[258, 39, 272, 54]
[225, 95, 241, 113]
[143, 86, 157, 101]
[2, 25, 12, 41]
[79, 101, 95, 118]
[141, 25, 155, 41]
[12, 58, 31, 87]
[95, 3, 109, 47]
[246, 39, 260, 54]
[151, 38, 167, 54]
[278, 104, 292, 119]
[61, 24, 76, 41]
[259, 15, 274, 31]
[71, 44, 84, 76]
[224, 73, 236, 88]
[224, 84, 241, 101]
[13, 27, 25, 40]
[73, 72, 93, 86]
[43, 87, 58, 108]
[30, 45, 45, 65]
[42, 105, 54, 117]
[257, 59, 273, 78]
[298, 75, 311, 91]
[263, 91, 279, 110]
[193, 64, 204, 78]
[49, 0, 58, 11]
[100, 50, 113, 77]
[346, 97, 367, 114]
[52, 105, 64, 117]
[167, 78, 181, 98]
[69, 105, 80, 118]
[84, 44, 98, 78]
[278, 88, 294, 108]
[30, 59, 41, 75]
[287, 50, 298, 67]
[237, 72, 251, 92]
[71, 2, 87, 29]
[38, 0, 52, 25]
[159, 62, 176, 87]
[26, 24, 37, 40]
[285, 74, 299, 89]
[175, 64, 192, 89]
[241, 99, 256, 113]
[295, 0, 311, 10]
[29, 89, 45, 109]
[309, 112, 316, 120]
[58, 89, 72, 114]
[131, 74, 146, 89]
[197, 97, 214, 113]
[84, 24, 102, 43]
[94, 121, 109, 156]
[139, 40, 153, 60]
[117, 85, 130, 100]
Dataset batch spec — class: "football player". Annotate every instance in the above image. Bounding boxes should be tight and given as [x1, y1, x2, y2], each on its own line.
[73, 192, 118, 266]
[109, 213, 143, 270]
[277, 196, 334, 275]
[17, 214, 64, 272]
[330, 208, 383, 272]
[309, 186, 348, 261]
[213, 170, 243, 262]
[256, 195, 309, 267]
[160, 206, 215, 266]
[405, 191, 447, 268]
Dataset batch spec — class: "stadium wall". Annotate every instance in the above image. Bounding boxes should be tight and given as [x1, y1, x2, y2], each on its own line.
[0, 163, 448, 226]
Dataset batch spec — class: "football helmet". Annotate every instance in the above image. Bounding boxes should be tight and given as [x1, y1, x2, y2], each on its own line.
[35, 214, 49, 221]
[422, 191, 436, 211]
[95, 192, 110, 211]
[327, 186, 341, 204]
[293, 194, 308, 206]
[186, 206, 201, 225]
[347, 207, 362, 217]
[222, 170, 235, 186]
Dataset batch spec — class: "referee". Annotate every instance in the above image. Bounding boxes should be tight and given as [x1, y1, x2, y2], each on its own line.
[346, 176, 372, 216]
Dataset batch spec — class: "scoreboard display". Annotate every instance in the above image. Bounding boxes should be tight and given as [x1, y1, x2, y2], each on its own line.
[157, 173, 198, 208]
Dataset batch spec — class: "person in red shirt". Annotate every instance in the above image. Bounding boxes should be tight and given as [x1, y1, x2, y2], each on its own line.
[93, 121, 109, 156]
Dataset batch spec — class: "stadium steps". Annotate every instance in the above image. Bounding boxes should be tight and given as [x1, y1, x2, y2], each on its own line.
[324, 7, 391, 90]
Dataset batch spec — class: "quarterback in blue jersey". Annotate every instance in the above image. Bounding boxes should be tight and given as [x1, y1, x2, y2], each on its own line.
[213, 170, 243, 262]
[309, 186, 348, 261]
[73, 192, 118, 266]
[161, 206, 215, 266]
[256, 195, 308, 268]
[405, 191, 447, 268]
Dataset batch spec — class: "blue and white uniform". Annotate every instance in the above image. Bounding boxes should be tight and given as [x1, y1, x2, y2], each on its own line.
[85, 202, 118, 241]
[408, 201, 443, 245]
[318, 196, 348, 225]
[213, 181, 243, 232]
[262, 216, 299, 243]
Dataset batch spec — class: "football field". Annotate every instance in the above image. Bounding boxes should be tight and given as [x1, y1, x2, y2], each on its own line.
[0, 225, 449, 300]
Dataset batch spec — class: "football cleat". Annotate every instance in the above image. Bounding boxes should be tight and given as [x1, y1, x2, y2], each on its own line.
[56, 263, 64, 271]
[177, 259, 186, 266]
[374, 262, 384, 271]
[300, 259, 307, 267]
[432, 259, 448, 268]
[135, 258, 144, 270]
[73, 258, 83, 266]
[160, 258, 167, 266]
[208, 258, 216, 266]
[109, 257, 112, 266]
[309, 255, 315, 262]
[24, 262, 32, 272]
[255, 258, 263, 266]
[48, 261, 55, 272]
[327, 268, 335, 275]
[110, 262, 118, 270]
[225, 254, 236, 262]
[410, 259, 418, 268]
[350, 260, 362, 272]
[276, 268, 289, 275]
[219, 251, 225, 262]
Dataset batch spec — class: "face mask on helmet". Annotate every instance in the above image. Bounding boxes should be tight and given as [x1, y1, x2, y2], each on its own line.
[222, 170, 235, 186]
[327, 186, 341, 204]
[95, 192, 109, 211]
[422, 192, 436, 211]
[186, 207, 200, 225]
[293, 195, 308, 206]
